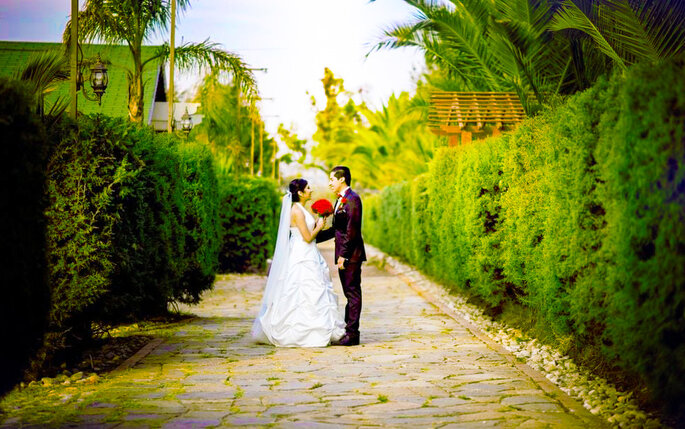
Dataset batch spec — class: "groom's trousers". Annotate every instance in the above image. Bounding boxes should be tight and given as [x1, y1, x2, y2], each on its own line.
[339, 262, 362, 337]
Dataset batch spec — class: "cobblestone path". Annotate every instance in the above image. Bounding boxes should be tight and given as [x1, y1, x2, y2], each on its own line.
[3, 242, 605, 428]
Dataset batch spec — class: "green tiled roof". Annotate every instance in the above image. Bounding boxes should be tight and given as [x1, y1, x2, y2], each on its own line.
[0, 41, 162, 121]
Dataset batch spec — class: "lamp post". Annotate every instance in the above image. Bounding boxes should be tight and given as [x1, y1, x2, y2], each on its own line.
[70, 0, 78, 119]
[69, 1, 109, 116]
[180, 107, 193, 136]
[167, 0, 176, 133]
[86, 54, 109, 105]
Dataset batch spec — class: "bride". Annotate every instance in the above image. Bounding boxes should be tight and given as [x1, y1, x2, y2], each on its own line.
[252, 178, 346, 347]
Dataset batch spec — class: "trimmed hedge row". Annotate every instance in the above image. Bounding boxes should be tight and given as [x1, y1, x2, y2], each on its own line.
[217, 175, 281, 273]
[38, 115, 221, 371]
[364, 57, 685, 407]
[0, 79, 51, 392]
[2, 83, 280, 390]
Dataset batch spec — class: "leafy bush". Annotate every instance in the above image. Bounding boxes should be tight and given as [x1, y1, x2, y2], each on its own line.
[0, 78, 50, 393]
[175, 141, 221, 303]
[44, 115, 141, 343]
[217, 175, 280, 273]
[102, 128, 185, 319]
[363, 56, 685, 409]
[44, 115, 221, 349]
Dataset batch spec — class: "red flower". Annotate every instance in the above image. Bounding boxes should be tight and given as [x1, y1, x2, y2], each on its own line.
[311, 199, 334, 216]
[340, 197, 348, 205]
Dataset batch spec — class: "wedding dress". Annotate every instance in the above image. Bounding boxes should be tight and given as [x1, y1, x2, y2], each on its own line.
[252, 196, 345, 347]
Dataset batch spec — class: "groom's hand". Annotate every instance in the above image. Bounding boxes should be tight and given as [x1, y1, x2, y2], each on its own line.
[336, 257, 346, 270]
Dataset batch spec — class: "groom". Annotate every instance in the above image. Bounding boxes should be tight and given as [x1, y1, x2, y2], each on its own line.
[317, 166, 366, 346]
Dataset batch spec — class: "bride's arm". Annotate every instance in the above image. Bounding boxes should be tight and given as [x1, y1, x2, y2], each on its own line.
[292, 205, 325, 244]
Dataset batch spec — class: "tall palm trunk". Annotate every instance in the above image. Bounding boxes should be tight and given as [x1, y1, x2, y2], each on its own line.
[128, 48, 145, 122]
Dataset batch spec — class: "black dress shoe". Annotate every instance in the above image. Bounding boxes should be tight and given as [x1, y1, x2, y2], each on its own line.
[336, 334, 360, 346]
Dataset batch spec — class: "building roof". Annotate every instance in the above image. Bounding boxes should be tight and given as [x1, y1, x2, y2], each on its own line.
[0, 41, 163, 121]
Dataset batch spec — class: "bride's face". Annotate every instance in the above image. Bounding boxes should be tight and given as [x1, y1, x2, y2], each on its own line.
[299, 184, 313, 203]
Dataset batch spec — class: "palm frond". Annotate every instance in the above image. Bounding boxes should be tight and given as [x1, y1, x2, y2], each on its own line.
[14, 50, 70, 96]
[550, 0, 627, 68]
[603, 0, 685, 63]
[637, 0, 685, 58]
[150, 40, 257, 99]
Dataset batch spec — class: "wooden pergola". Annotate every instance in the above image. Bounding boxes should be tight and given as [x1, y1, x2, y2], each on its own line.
[428, 92, 526, 146]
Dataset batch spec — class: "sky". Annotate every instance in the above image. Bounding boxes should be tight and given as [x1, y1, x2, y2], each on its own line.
[0, 0, 426, 145]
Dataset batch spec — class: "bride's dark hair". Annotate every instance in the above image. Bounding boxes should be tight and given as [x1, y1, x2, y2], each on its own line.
[289, 178, 308, 202]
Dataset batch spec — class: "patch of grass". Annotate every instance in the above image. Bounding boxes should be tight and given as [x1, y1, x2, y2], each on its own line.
[458, 395, 471, 401]
[310, 382, 323, 390]
[377, 394, 389, 403]
[234, 387, 244, 399]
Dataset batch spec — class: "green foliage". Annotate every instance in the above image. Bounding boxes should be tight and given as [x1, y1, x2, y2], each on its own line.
[104, 128, 185, 319]
[217, 175, 280, 273]
[45, 115, 141, 336]
[191, 71, 275, 178]
[596, 56, 685, 406]
[44, 115, 220, 354]
[364, 56, 685, 409]
[311, 68, 440, 190]
[376, 0, 685, 110]
[0, 78, 50, 393]
[175, 141, 221, 303]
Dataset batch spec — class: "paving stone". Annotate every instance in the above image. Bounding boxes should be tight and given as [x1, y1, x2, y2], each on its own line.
[263, 403, 326, 417]
[122, 413, 167, 421]
[222, 415, 276, 425]
[161, 418, 221, 428]
[515, 402, 565, 413]
[501, 394, 557, 405]
[176, 390, 235, 400]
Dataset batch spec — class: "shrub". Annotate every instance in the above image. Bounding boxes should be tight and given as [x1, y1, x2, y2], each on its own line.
[175, 141, 221, 303]
[363, 56, 685, 410]
[44, 115, 221, 349]
[0, 78, 50, 393]
[102, 128, 186, 319]
[217, 175, 280, 273]
[44, 115, 142, 344]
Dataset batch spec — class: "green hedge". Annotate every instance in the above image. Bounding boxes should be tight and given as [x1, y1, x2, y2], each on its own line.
[217, 175, 280, 273]
[364, 57, 685, 408]
[0, 79, 50, 392]
[43, 115, 220, 351]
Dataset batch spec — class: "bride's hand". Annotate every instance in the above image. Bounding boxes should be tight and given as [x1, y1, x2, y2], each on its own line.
[315, 217, 325, 229]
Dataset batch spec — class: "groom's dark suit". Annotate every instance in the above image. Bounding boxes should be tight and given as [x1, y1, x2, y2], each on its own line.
[317, 188, 366, 339]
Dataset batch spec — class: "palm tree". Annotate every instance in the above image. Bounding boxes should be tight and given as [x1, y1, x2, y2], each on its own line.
[347, 93, 437, 189]
[550, 0, 685, 70]
[311, 67, 437, 189]
[373, 0, 685, 110]
[192, 71, 274, 177]
[14, 50, 70, 124]
[63, 0, 257, 122]
[371, 0, 571, 112]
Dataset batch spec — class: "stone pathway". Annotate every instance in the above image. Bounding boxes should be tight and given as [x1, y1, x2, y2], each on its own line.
[1, 242, 606, 428]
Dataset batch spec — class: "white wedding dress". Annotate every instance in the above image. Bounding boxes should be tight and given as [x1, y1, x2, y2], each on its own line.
[252, 200, 345, 347]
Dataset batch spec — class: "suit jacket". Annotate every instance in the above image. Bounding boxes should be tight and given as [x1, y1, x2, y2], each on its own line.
[316, 188, 367, 263]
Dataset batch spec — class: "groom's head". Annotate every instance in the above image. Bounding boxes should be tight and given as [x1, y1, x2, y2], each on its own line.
[329, 166, 351, 194]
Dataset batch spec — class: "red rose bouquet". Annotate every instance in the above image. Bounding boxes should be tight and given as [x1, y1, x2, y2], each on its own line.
[311, 198, 334, 216]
